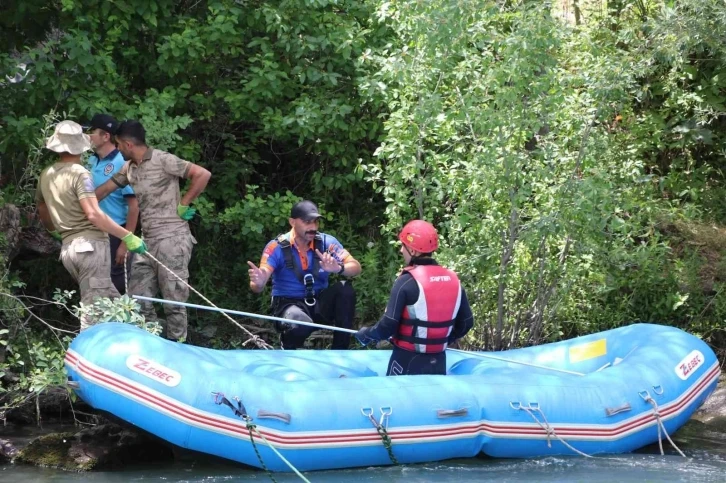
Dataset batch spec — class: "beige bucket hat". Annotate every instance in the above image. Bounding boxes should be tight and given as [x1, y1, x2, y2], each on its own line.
[45, 120, 91, 155]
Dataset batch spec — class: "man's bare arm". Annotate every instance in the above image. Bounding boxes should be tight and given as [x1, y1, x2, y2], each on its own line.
[79, 197, 131, 239]
[37, 202, 56, 231]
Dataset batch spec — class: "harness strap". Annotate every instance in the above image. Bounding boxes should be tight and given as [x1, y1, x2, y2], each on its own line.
[278, 233, 325, 283]
[398, 319, 456, 329]
[394, 334, 450, 345]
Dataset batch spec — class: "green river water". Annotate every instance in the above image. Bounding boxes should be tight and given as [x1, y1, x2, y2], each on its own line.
[1, 421, 724, 483]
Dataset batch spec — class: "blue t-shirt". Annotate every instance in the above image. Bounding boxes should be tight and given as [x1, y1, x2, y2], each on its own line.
[88, 149, 134, 225]
[260, 231, 352, 299]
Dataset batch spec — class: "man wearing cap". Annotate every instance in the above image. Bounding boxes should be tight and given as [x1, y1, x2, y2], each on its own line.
[35, 120, 148, 330]
[86, 113, 139, 294]
[247, 200, 362, 349]
[95, 120, 211, 342]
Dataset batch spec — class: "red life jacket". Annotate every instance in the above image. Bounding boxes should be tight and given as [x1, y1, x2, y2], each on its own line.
[391, 264, 462, 353]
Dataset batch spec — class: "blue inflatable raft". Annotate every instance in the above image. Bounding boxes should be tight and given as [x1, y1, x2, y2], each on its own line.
[64, 323, 720, 472]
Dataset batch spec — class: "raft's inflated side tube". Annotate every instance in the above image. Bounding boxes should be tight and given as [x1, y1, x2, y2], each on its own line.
[65, 323, 720, 472]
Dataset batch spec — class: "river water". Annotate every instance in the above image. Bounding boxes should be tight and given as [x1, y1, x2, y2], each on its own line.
[1, 442, 725, 482]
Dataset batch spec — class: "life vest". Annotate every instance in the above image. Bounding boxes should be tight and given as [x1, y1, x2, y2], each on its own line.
[391, 264, 462, 353]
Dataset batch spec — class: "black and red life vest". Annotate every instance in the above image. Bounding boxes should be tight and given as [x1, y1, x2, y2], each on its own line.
[391, 264, 462, 353]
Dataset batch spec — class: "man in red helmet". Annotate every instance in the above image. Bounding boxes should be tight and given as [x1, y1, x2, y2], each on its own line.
[354, 220, 474, 376]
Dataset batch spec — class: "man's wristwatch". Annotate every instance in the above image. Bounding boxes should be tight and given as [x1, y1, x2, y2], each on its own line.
[337, 263, 345, 275]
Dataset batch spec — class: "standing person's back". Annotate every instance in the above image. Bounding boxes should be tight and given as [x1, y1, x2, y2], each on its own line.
[38, 162, 107, 243]
[35, 120, 148, 330]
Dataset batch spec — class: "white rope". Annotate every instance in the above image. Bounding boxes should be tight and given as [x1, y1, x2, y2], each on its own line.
[249, 424, 312, 482]
[643, 395, 687, 458]
[127, 251, 272, 349]
[123, 251, 129, 296]
[518, 405, 592, 458]
[448, 348, 585, 376]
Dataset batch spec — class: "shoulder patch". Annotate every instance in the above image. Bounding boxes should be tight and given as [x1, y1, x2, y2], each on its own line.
[264, 240, 279, 257]
[83, 175, 96, 193]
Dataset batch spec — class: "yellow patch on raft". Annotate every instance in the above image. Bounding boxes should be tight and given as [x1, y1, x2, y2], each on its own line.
[569, 339, 607, 363]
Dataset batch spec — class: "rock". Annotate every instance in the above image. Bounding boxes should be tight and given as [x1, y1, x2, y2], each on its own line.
[672, 418, 726, 454]
[4, 385, 91, 426]
[0, 204, 60, 262]
[15, 423, 174, 471]
[692, 373, 726, 424]
[17, 224, 60, 260]
[670, 373, 726, 454]
[0, 439, 19, 463]
[0, 203, 21, 260]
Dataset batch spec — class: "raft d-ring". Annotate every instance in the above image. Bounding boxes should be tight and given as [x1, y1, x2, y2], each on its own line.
[652, 385, 664, 395]
[510, 401, 522, 410]
[528, 402, 540, 410]
[361, 407, 379, 427]
[638, 390, 651, 401]
[379, 407, 393, 428]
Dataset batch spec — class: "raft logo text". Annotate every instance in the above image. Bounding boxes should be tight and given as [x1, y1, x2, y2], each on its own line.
[674, 350, 704, 381]
[126, 354, 182, 387]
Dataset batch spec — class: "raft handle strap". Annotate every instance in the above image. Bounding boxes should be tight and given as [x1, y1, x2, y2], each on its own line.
[639, 391, 686, 458]
[257, 410, 292, 424]
[437, 408, 469, 418]
[515, 403, 592, 458]
[605, 403, 632, 417]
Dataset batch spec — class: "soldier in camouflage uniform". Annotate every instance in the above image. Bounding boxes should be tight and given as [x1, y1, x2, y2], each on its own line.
[95, 120, 211, 341]
[36, 120, 148, 330]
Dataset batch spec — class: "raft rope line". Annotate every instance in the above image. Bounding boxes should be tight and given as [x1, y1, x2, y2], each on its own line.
[639, 390, 687, 458]
[123, 252, 272, 349]
[213, 392, 311, 482]
[362, 407, 399, 465]
[510, 402, 593, 458]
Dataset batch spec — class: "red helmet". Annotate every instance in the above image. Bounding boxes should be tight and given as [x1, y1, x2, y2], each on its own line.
[398, 220, 439, 253]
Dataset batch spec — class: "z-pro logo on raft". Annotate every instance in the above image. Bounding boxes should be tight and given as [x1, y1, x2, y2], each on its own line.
[126, 355, 181, 387]
[674, 349, 704, 381]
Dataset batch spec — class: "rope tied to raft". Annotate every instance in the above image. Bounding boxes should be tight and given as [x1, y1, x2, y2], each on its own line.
[511, 402, 592, 458]
[125, 251, 272, 349]
[213, 392, 311, 482]
[362, 407, 398, 465]
[639, 390, 687, 458]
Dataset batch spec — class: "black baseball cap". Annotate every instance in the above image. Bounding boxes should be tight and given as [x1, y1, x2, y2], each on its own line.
[85, 114, 119, 135]
[290, 200, 322, 221]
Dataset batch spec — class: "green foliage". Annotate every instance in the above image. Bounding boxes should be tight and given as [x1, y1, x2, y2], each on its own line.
[75, 295, 162, 336]
[361, 0, 726, 350]
[1, 0, 725, 362]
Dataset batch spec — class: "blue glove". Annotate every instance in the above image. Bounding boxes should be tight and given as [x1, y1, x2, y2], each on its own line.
[355, 327, 376, 347]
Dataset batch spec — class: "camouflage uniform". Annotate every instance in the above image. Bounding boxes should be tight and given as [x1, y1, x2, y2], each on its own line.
[111, 148, 196, 340]
[36, 162, 120, 330]
[61, 238, 120, 330]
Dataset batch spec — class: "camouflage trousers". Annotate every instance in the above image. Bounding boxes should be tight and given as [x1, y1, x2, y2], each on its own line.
[60, 237, 120, 331]
[128, 234, 194, 341]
